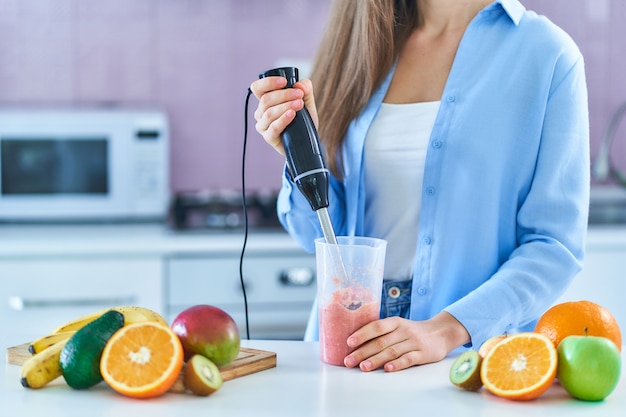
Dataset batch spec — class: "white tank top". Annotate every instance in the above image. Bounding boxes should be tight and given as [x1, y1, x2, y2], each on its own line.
[364, 101, 440, 280]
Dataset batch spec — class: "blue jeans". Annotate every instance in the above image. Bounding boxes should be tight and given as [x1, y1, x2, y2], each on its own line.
[380, 279, 412, 319]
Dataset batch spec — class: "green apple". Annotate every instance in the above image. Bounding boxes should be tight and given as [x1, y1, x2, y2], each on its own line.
[557, 334, 621, 401]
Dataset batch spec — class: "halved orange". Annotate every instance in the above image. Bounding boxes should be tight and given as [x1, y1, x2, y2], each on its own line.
[480, 332, 557, 401]
[100, 321, 184, 399]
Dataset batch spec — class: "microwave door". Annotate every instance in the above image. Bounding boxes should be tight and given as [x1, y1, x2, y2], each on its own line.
[1, 138, 109, 196]
[0, 135, 124, 221]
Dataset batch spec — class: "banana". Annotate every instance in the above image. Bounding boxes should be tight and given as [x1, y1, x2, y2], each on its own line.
[51, 306, 168, 334]
[51, 308, 110, 334]
[28, 331, 76, 354]
[20, 339, 68, 389]
[114, 305, 169, 327]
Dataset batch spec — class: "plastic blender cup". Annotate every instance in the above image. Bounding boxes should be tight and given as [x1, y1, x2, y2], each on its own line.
[315, 236, 387, 366]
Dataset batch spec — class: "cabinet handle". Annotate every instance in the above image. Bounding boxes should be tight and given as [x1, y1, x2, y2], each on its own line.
[8, 295, 137, 311]
[279, 268, 315, 287]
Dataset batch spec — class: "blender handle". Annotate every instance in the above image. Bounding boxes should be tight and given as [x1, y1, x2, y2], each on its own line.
[259, 67, 330, 212]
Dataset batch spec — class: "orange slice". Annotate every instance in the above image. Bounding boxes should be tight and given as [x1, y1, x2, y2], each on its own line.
[100, 322, 184, 399]
[480, 332, 557, 400]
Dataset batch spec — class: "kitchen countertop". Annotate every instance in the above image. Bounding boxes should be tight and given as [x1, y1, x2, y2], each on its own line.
[1, 339, 624, 417]
[1, 223, 625, 258]
[0, 223, 305, 258]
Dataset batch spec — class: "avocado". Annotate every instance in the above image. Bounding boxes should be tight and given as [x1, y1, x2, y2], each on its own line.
[60, 310, 124, 389]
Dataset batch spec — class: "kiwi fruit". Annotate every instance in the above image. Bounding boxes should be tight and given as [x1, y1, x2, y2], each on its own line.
[449, 350, 483, 391]
[184, 354, 223, 396]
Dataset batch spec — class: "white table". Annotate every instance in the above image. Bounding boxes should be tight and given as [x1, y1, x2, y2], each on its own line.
[2, 340, 624, 416]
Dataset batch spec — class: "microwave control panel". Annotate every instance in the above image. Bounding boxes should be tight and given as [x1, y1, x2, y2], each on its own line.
[130, 115, 170, 215]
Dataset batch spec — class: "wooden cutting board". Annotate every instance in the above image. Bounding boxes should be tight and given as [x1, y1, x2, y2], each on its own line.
[6, 343, 276, 393]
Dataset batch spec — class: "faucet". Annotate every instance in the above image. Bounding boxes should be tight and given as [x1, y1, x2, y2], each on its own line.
[592, 102, 626, 187]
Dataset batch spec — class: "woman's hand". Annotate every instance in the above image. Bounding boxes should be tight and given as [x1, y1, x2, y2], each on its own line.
[343, 312, 471, 372]
[249, 76, 319, 156]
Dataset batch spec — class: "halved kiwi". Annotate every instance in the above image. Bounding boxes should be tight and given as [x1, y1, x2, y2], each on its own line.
[449, 350, 483, 392]
[184, 354, 223, 396]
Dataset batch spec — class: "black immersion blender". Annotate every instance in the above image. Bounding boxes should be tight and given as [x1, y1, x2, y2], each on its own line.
[259, 67, 347, 279]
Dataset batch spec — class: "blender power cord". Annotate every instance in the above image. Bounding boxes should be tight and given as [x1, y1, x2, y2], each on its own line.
[239, 87, 254, 341]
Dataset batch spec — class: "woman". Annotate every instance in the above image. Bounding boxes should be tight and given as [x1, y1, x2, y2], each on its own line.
[250, 0, 589, 372]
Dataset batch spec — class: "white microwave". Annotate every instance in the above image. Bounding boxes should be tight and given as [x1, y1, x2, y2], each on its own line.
[0, 108, 169, 222]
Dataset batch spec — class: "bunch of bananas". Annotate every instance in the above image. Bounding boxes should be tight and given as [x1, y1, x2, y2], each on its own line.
[20, 306, 168, 389]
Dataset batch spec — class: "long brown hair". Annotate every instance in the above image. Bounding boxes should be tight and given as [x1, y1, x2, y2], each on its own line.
[310, 0, 418, 178]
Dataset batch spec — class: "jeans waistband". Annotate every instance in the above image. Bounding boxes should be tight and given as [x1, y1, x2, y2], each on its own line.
[380, 279, 412, 319]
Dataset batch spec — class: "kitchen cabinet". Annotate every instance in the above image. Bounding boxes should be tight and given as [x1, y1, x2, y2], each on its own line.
[0, 256, 163, 348]
[0, 224, 315, 344]
[166, 252, 316, 340]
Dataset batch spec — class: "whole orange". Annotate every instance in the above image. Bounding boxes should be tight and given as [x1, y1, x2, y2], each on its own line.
[535, 300, 622, 351]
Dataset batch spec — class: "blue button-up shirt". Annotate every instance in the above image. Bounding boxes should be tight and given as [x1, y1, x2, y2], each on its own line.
[277, 0, 589, 349]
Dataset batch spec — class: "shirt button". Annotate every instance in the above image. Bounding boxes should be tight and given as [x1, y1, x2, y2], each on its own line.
[422, 236, 432, 245]
[426, 186, 436, 196]
[432, 140, 442, 149]
[446, 95, 456, 103]
[388, 286, 401, 299]
[417, 287, 427, 295]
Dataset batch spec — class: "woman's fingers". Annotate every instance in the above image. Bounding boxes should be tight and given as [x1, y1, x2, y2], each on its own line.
[250, 76, 306, 155]
[351, 339, 424, 372]
[343, 316, 451, 372]
[255, 108, 295, 155]
[254, 96, 301, 132]
[249, 76, 287, 99]
[344, 318, 402, 368]
[346, 317, 399, 349]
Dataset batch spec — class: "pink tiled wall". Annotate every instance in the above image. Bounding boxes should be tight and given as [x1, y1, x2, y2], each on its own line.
[0, 0, 332, 193]
[0, 0, 624, 193]
[524, 0, 626, 184]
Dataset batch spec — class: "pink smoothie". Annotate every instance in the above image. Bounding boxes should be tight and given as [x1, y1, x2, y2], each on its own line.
[319, 287, 380, 366]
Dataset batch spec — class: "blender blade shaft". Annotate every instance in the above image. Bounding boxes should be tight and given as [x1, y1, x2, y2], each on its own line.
[316, 208, 350, 283]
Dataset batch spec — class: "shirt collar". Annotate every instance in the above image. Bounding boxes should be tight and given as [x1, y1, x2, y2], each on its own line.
[487, 0, 526, 25]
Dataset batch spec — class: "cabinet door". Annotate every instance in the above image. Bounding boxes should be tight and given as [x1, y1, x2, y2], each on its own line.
[167, 254, 316, 340]
[0, 257, 163, 347]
